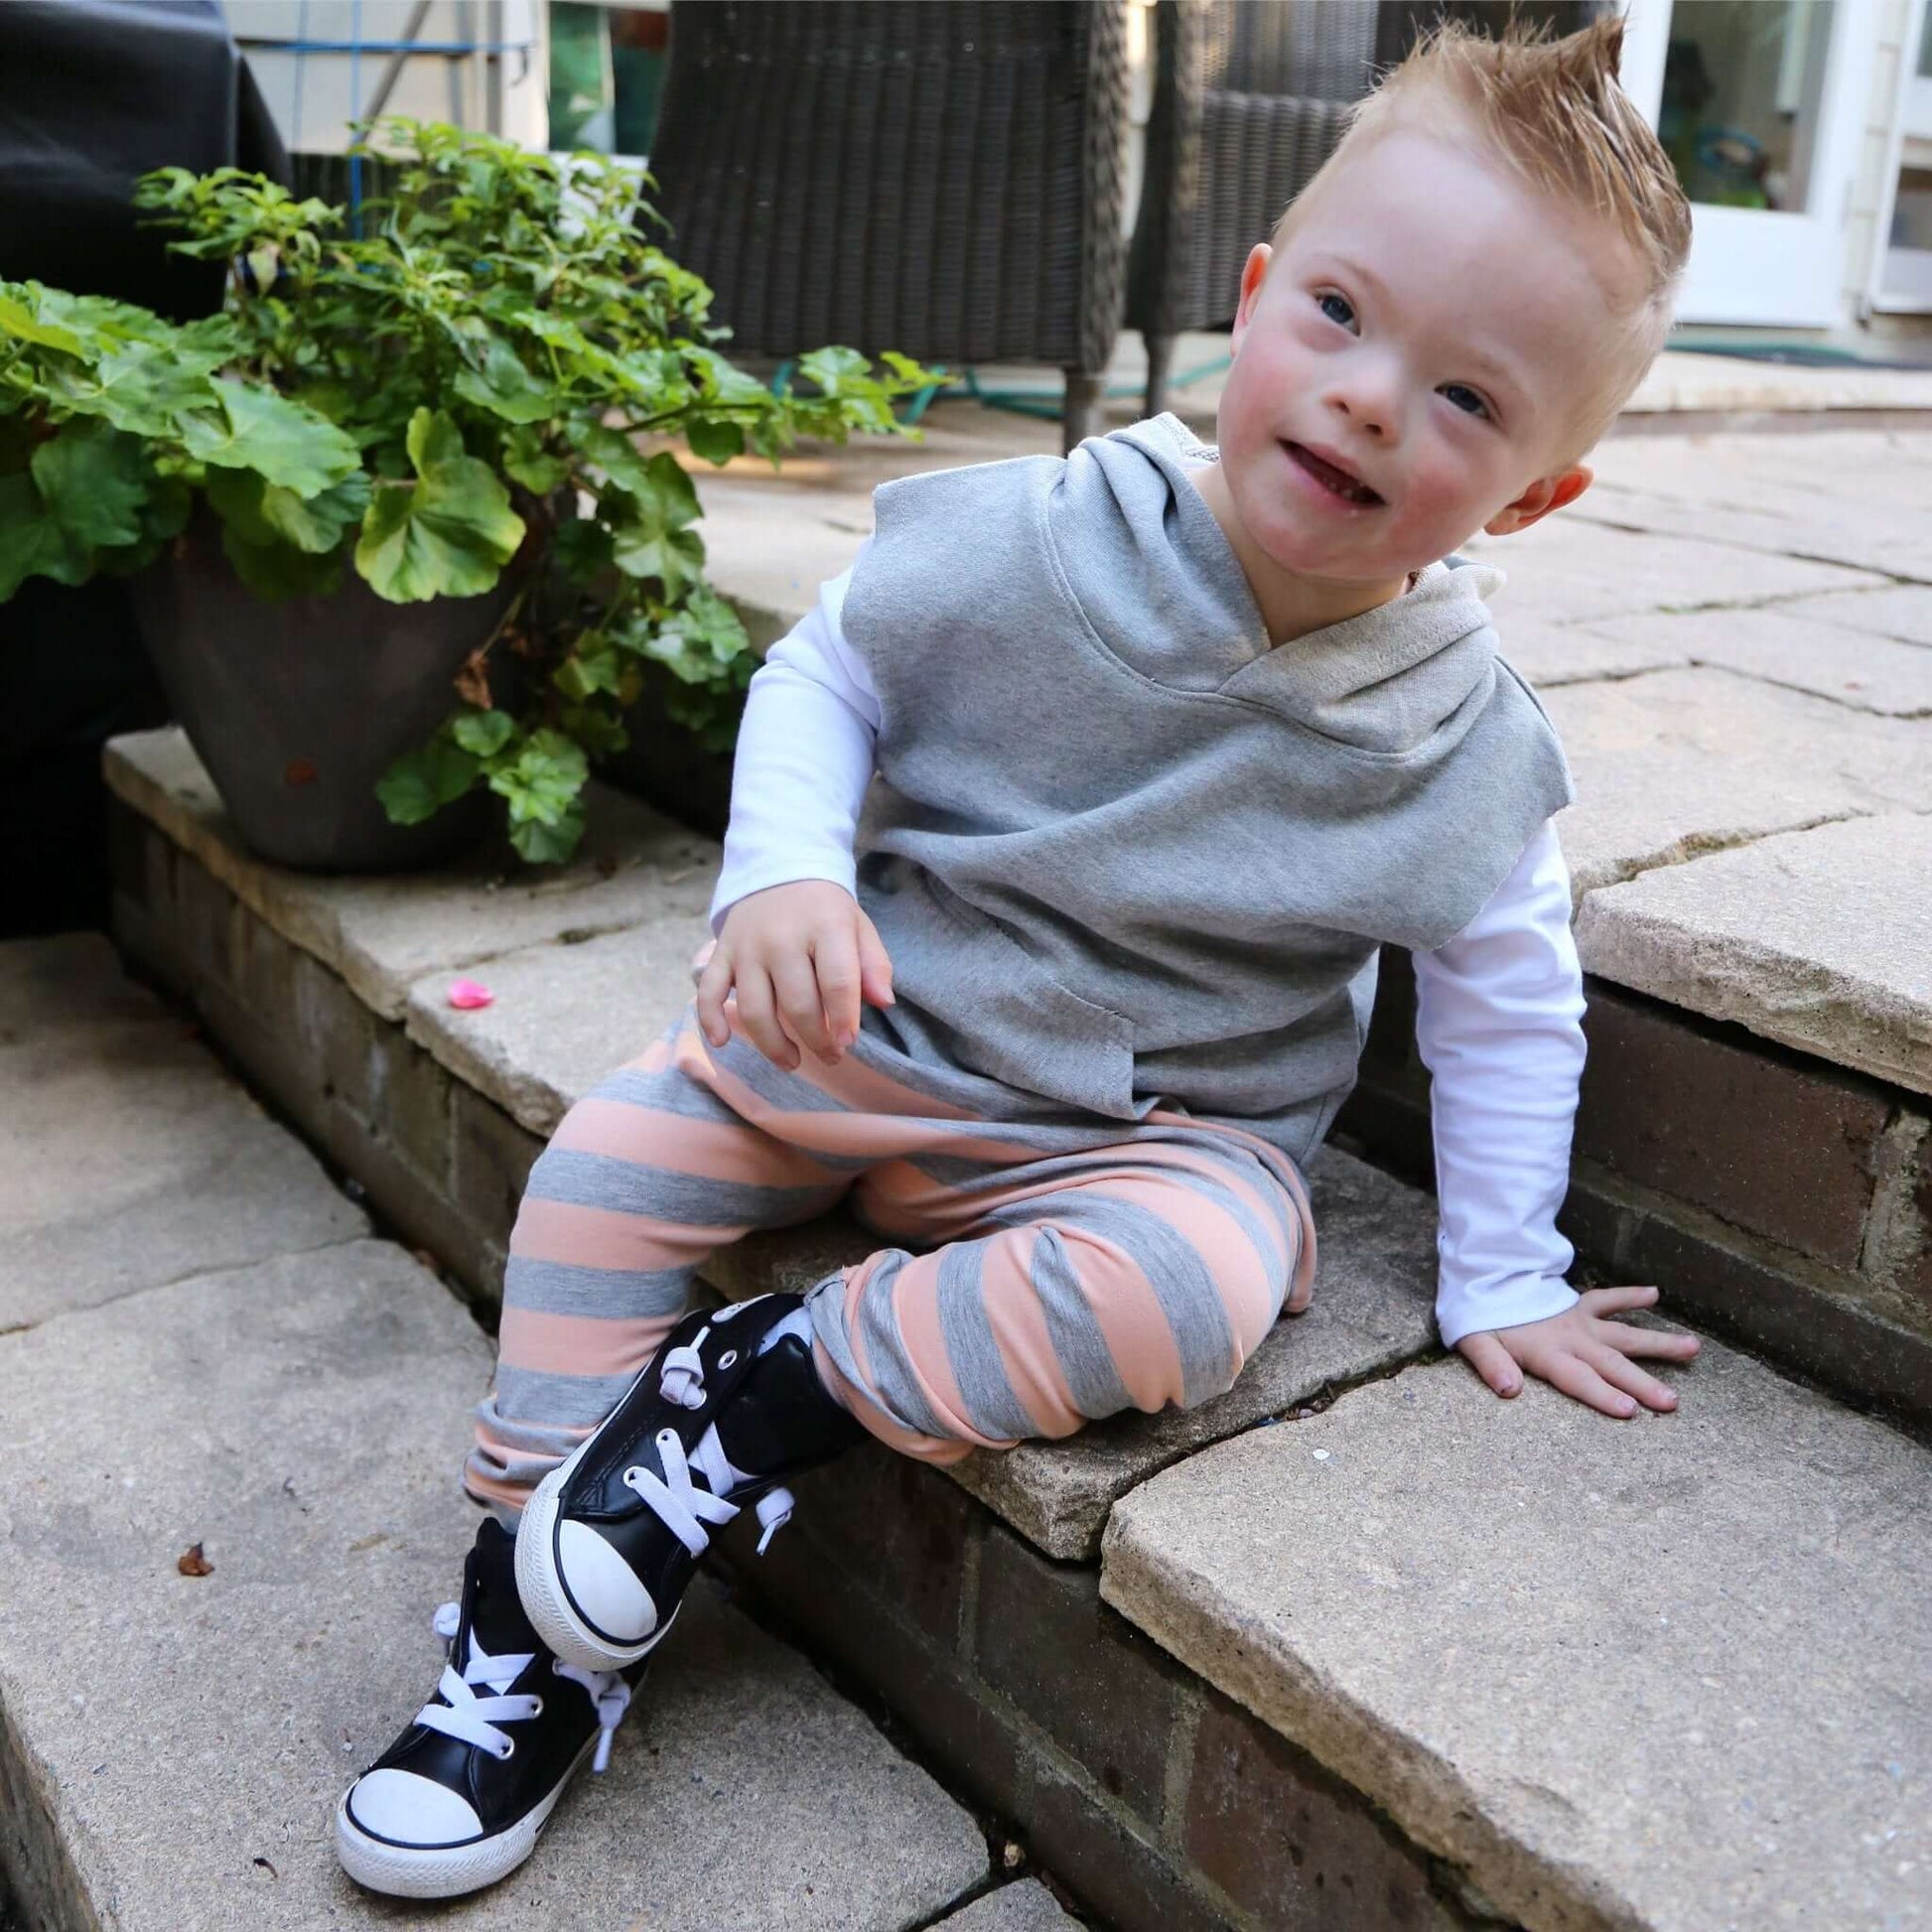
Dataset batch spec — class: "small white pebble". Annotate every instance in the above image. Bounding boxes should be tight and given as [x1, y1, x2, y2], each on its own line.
[1311, 1449, 1331, 1461]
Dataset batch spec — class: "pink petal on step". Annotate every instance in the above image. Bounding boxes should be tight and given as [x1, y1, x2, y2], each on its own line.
[447, 978, 495, 1011]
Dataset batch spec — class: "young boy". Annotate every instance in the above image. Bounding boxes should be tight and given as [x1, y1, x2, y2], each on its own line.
[338, 17, 1702, 1899]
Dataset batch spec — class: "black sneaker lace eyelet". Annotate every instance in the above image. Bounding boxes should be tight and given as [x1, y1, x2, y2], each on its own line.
[498, 1739, 515, 1760]
[528, 1696, 544, 1718]
[719, 1349, 738, 1369]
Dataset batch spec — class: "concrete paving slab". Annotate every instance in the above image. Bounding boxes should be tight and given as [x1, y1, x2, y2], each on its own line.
[404, 920, 711, 1138]
[1576, 813, 1932, 1098]
[1578, 430, 1932, 582]
[1102, 1339, 1932, 1932]
[712, 1151, 1441, 1562]
[1461, 513, 1883, 626]
[1498, 617, 1691, 689]
[1545, 666, 1932, 897]
[1779, 583, 1932, 649]
[0, 935, 365, 1333]
[0, 1240, 986, 1932]
[932, 1880, 1080, 1930]
[104, 729, 719, 1020]
[1577, 606, 1932, 716]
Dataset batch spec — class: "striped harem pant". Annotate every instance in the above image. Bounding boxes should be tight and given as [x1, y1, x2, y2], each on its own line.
[468, 1009, 1317, 1512]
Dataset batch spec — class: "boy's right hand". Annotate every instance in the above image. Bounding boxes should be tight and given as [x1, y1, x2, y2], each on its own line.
[695, 880, 896, 1070]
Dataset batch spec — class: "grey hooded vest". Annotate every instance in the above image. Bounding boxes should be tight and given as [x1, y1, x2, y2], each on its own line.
[842, 414, 1574, 1165]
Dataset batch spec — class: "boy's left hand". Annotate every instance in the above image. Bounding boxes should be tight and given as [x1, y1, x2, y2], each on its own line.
[1456, 1285, 1700, 1419]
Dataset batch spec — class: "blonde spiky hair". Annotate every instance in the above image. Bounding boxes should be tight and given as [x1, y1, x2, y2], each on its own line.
[1275, 14, 1693, 449]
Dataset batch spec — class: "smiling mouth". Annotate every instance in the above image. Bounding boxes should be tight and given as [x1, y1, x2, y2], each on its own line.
[1285, 442, 1383, 506]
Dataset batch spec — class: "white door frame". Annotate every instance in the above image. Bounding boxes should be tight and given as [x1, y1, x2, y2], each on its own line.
[1869, 0, 1932, 313]
[1618, 0, 1881, 329]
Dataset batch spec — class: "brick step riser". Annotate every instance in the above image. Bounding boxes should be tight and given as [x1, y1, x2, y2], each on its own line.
[1337, 952, 1932, 1438]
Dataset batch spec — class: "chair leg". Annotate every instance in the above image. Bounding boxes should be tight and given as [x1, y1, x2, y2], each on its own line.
[1061, 369, 1105, 453]
[1144, 332, 1175, 418]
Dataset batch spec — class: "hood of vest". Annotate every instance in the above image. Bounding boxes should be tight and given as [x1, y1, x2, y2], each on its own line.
[1052, 413, 1511, 757]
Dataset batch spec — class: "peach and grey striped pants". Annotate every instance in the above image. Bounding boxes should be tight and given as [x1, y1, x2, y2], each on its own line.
[467, 1010, 1316, 1512]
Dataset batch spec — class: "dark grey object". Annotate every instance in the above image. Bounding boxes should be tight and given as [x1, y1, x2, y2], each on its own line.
[1128, 0, 1610, 415]
[130, 515, 506, 873]
[645, 2, 1131, 452]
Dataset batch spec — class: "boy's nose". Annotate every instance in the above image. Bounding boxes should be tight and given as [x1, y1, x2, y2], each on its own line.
[1323, 361, 1401, 441]
[1327, 386, 1395, 440]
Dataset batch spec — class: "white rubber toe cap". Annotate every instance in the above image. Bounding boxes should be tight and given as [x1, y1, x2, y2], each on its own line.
[345, 1768, 483, 1848]
[557, 1519, 657, 1643]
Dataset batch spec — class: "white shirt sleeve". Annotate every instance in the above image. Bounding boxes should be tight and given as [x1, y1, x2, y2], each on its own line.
[708, 551, 882, 932]
[1412, 818, 1587, 1348]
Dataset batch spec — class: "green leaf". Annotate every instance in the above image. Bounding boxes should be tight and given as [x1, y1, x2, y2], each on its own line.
[219, 524, 344, 600]
[0, 472, 91, 599]
[375, 736, 481, 824]
[605, 450, 704, 598]
[560, 703, 629, 759]
[684, 416, 744, 465]
[502, 425, 568, 495]
[570, 421, 655, 497]
[553, 514, 613, 583]
[451, 708, 515, 758]
[0, 290, 83, 354]
[453, 337, 555, 424]
[486, 728, 588, 827]
[30, 423, 148, 549]
[204, 466, 279, 547]
[508, 802, 587, 866]
[179, 378, 362, 494]
[355, 407, 526, 603]
[796, 345, 871, 397]
[553, 634, 625, 700]
[260, 473, 371, 553]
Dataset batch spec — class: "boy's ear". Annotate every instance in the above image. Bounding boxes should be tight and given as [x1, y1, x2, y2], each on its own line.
[1484, 464, 1592, 537]
[1230, 243, 1274, 354]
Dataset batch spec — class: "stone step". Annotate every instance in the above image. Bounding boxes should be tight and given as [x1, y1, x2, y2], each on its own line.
[0, 935, 365, 1333]
[1101, 1339, 1932, 1932]
[0, 937, 991, 1932]
[99, 730, 1932, 1928]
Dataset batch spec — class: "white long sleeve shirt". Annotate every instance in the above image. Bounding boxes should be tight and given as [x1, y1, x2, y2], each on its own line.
[711, 562, 1587, 1347]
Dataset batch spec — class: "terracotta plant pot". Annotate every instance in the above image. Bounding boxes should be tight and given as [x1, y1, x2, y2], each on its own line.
[130, 512, 512, 873]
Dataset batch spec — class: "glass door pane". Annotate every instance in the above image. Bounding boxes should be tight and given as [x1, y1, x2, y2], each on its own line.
[1659, 1, 1838, 213]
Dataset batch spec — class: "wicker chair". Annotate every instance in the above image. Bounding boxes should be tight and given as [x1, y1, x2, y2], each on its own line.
[647, 1, 1131, 453]
[1128, 0, 1609, 416]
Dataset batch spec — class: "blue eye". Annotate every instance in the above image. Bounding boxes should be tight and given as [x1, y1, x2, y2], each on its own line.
[1441, 383, 1490, 419]
[1315, 291, 1355, 330]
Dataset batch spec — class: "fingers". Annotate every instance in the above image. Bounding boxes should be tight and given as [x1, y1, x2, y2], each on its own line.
[732, 965, 801, 1070]
[813, 923, 863, 1053]
[1585, 1345, 1679, 1413]
[1594, 1322, 1701, 1363]
[768, 950, 837, 1063]
[1456, 1330, 1523, 1399]
[1578, 1283, 1663, 1316]
[694, 942, 735, 1048]
[856, 909, 897, 1011]
[1538, 1349, 1644, 1420]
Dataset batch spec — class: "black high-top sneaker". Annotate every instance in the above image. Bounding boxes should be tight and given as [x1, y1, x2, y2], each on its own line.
[336, 1517, 636, 1899]
[516, 1294, 865, 1673]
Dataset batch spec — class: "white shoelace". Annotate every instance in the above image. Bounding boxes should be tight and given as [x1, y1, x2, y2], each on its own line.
[623, 1424, 795, 1561]
[416, 1602, 631, 1771]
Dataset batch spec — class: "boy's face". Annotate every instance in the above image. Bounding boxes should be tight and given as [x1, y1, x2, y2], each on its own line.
[1214, 123, 1637, 588]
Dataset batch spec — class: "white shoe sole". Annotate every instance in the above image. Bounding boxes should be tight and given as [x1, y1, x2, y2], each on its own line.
[515, 1439, 680, 1674]
[335, 1738, 590, 1899]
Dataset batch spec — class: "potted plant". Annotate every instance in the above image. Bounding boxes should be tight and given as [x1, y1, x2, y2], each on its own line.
[0, 122, 936, 870]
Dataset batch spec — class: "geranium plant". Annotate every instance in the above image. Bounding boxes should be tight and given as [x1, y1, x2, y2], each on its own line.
[0, 122, 937, 861]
